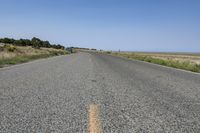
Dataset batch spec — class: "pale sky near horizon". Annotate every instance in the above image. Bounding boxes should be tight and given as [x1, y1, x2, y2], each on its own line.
[0, 0, 200, 52]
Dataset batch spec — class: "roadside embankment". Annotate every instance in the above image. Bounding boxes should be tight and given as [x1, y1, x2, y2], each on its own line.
[102, 51, 200, 73]
[0, 44, 69, 67]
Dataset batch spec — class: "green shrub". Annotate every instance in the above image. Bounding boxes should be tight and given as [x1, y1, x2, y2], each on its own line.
[0, 46, 4, 51]
[4, 45, 16, 52]
[106, 51, 112, 54]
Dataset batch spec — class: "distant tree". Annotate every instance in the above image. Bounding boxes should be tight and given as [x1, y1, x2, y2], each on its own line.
[23, 39, 31, 46]
[19, 39, 26, 46]
[55, 44, 63, 49]
[0, 37, 66, 49]
[42, 41, 51, 48]
[13, 40, 23, 46]
[31, 37, 42, 48]
[0, 38, 15, 44]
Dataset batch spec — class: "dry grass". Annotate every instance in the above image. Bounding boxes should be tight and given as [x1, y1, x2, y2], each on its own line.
[133, 52, 200, 64]
[0, 45, 68, 67]
[103, 51, 200, 73]
[0, 46, 67, 60]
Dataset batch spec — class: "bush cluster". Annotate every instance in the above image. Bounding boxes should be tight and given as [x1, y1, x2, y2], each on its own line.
[0, 46, 4, 51]
[0, 37, 65, 50]
[4, 45, 16, 52]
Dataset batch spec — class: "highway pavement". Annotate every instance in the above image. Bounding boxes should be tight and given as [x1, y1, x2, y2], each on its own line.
[0, 52, 200, 132]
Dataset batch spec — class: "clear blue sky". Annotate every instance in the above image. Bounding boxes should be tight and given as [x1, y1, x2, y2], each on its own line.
[0, 0, 200, 52]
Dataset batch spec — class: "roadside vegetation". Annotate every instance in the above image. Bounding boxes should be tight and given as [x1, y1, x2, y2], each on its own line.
[103, 51, 200, 73]
[0, 37, 70, 67]
[0, 37, 65, 49]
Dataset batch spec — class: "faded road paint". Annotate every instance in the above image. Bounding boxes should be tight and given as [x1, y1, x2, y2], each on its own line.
[88, 104, 102, 133]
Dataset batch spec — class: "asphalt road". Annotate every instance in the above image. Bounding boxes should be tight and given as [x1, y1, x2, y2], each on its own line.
[0, 52, 200, 132]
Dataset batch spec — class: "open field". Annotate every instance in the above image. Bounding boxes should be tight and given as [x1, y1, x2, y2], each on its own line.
[103, 51, 200, 73]
[132, 52, 200, 64]
[0, 44, 69, 67]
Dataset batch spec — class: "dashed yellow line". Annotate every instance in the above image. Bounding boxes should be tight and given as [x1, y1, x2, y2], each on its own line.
[88, 104, 102, 133]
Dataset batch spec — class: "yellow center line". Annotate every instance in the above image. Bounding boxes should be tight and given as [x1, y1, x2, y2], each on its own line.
[88, 104, 102, 133]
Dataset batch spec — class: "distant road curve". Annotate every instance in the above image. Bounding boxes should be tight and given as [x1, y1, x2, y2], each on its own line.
[0, 52, 200, 132]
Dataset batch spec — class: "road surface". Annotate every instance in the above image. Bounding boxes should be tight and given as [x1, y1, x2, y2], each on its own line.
[0, 52, 200, 132]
